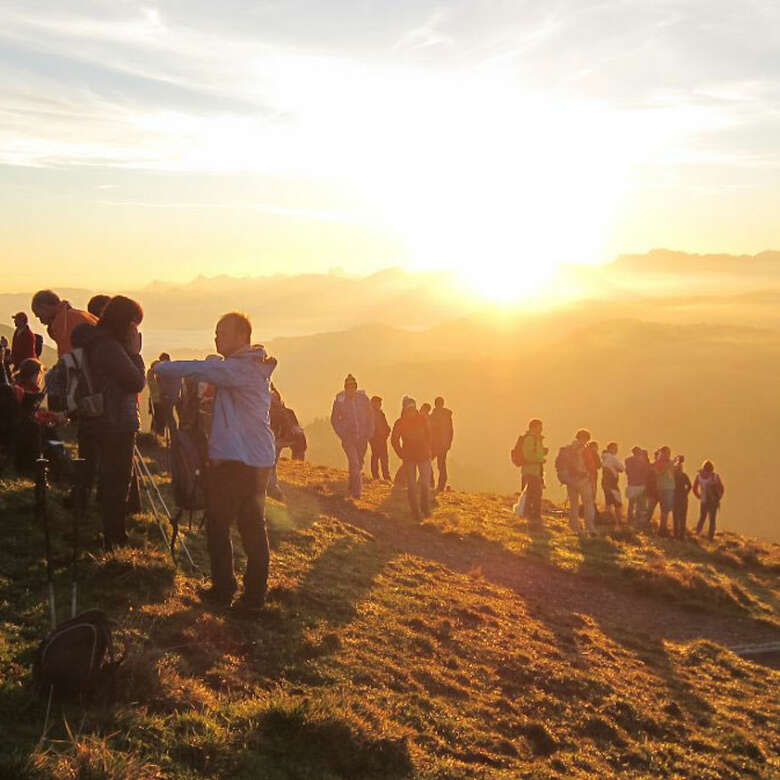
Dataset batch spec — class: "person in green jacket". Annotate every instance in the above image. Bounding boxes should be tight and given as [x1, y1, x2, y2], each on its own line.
[520, 418, 548, 522]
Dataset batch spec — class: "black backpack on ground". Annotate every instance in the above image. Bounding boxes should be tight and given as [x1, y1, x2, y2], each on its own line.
[34, 609, 116, 695]
[32, 458, 120, 696]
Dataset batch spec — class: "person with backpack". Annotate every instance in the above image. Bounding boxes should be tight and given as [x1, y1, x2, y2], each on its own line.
[391, 396, 433, 521]
[369, 395, 392, 481]
[693, 460, 724, 541]
[10, 312, 38, 371]
[585, 441, 602, 500]
[31, 290, 97, 358]
[654, 446, 675, 537]
[624, 446, 649, 524]
[556, 429, 596, 535]
[430, 396, 454, 493]
[515, 418, 547, 523]
[673, 455, 692, 540]
[71, 296, 145, 551]
[330, 374, 374, 499]
[155, 312, 277, 612]
[601, 442, 624, 522]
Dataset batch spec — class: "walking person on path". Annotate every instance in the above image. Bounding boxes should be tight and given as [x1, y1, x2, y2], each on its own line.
[155, 312, 277, 611]
[429, 396, 454, 492]
[391, 396, 433, 521]
[693, 460, 724, 541]
[330, 374, 374, 499]
[369, 395, 391, 481]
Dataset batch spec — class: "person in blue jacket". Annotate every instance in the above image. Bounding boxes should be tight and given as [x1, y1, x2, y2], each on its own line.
[330, 374, 374, 498]
[155, 312, 276, 612]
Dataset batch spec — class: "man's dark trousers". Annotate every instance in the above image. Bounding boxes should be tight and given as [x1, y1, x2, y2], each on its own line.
[206, 460, 271, 603]
[370, 438, 390, 480]
[523, 474, 543, 521]
[435, 451, 449, 491]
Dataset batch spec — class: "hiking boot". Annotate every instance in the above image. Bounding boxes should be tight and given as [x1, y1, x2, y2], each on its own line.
[198, 586, 234, 608]
[233, 594, 265, 616]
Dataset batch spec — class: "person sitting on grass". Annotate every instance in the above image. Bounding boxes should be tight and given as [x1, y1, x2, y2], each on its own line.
[155, 312, 276, 613]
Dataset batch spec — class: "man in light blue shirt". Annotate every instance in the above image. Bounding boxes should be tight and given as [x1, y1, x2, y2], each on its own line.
[155, 312, 276, 612]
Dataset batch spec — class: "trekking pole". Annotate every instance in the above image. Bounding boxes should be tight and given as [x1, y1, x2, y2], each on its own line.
[70, 458, 86, 618]
[133, 446, 197, 570]
[133, 454, 172, 555]
[36, 458, 56, 629]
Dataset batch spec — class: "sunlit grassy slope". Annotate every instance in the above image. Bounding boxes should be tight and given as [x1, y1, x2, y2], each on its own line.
[1, 451, 779, 779]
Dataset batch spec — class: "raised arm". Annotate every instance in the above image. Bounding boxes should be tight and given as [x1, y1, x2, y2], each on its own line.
[156, 358, 243, 389]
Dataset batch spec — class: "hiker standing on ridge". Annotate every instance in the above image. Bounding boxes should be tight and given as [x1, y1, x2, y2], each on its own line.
[155, 312, 277, 612]
[518, 418, 547, 522]
[430, 396, 454, 493]
[10, 312, 38, 371]
[330, 374, 374, 499]
[555, 429, 596, 535]
[693, 460, 724, 541]
[369, 395, 391, 481]
[673, 455, 692, 540]
[391, 396, 433, 521]
[601, 442, 624, 522]
[654, 446, 675, 537]
[624, 446, 648, 524]
[72, 296, 145, 551]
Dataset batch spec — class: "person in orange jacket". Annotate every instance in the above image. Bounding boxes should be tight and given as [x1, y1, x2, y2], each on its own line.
[31, 290, 96, 357]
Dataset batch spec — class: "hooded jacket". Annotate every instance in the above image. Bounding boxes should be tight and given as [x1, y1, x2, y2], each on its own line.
[430, 406, 454, 456]
[72, 322, 145, 434]
[330, 389, 374, 442]
[391, 410, 432, 463]
[155, 345, 277, 468]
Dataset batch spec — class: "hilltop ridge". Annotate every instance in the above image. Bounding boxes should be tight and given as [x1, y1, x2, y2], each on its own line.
[1, 452, 778, 778]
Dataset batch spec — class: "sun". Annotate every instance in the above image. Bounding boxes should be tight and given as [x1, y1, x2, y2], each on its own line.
[354, 89, 632, 306]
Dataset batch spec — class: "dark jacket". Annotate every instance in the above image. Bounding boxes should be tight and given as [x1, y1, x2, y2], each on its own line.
[624, 454, 649, 487]
[11, 324, 36, 369]
[370, 408, 391, 445]
[391, 411, 432, 463]
[72, 323, 145, 434]
[674, 468, 692, 504]
[429, 407, 453, 456]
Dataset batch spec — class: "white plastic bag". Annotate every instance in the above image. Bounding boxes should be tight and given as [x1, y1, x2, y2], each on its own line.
[513, 488, 528, 518]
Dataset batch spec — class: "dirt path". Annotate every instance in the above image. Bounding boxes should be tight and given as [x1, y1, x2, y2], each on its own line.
[285, 477, 780, 661]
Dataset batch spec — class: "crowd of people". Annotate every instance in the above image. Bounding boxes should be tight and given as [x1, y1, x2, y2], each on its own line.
[0, 293, 726, 612]
[513, 422, 725, 541]
[329, 376, 454, 521]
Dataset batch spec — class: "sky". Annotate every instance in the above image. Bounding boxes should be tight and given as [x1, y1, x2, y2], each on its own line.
[2, 0, 780, 298]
